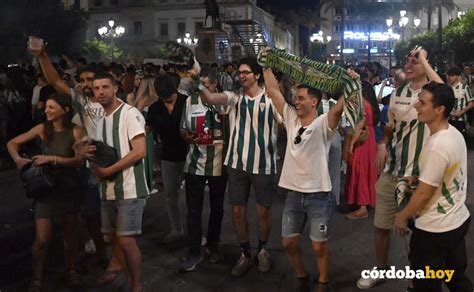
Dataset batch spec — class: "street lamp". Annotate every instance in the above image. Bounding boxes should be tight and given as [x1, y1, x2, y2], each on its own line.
[177, 32, 198, 47]
[98, 18, 125, 61]
[310, 31, 331, 61]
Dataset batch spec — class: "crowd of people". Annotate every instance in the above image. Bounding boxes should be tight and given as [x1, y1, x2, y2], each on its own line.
[1, 41, 473, 292]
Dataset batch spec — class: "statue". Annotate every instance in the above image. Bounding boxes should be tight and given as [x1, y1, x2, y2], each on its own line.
[204, 0, 220, 28]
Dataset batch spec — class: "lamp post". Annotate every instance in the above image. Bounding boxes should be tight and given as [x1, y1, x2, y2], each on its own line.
[310, 31, 331, 61]
[98, 19, 125, 61]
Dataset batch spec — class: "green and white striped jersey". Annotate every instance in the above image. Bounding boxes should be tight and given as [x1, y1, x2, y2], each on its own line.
[180, 94, 225, 176]
[223, 88, 281, 175]
[96, 102, 149, 201]
[384, 82, 430, 178]
[450, 82, 473, 122]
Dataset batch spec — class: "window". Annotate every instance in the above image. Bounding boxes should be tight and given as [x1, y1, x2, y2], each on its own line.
[160, 23, 169, 36]
[94, 0, 103, 6]
[334, 25, 340, 33]
[134, 21, 142, 35]
[177, 22, 186, 36]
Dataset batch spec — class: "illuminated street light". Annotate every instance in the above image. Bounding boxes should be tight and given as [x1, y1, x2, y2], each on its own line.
[400, 10, 407, 18]
[177, 32, 198, 47]
[414, 17, 421, 28]
[98, 19, 125, 61]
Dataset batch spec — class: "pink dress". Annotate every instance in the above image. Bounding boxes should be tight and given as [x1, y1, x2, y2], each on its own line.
[345, 101, 377, 207]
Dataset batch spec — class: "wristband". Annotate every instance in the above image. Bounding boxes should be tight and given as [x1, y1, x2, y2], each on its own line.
[377, 143, 386, 148]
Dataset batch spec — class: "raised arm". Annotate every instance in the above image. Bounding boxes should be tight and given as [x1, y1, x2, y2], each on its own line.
[327, 95, 344, 130]
[263, 67, 285, 116]
[29, 46, 70, 94]
[415, 48, 443, 84]
[198, 83, 229, 105]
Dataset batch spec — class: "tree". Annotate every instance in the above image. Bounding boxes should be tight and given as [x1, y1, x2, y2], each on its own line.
[406, 0, 456, 32]
[82, 38, 124, 62]
[443, 9, 474, 64]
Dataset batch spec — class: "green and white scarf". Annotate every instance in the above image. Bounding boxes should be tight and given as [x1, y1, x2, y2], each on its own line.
[258, 48, 364, 129]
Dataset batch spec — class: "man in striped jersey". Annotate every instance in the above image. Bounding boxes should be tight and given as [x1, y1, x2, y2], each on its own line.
[357, 48, 444, 289]
[446, 66, 473, 135]
[178, 68, 227, 272]
[263, 64, 345, 291]
[83, 72, 148, 292]
[197, 57, 281, 276]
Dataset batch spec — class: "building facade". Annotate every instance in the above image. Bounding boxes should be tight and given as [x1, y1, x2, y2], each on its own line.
[66, 0, 297, 62]
[319, 0, 473, 66]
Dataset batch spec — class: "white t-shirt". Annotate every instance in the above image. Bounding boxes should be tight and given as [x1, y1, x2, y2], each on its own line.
[415, 125, 470, 233]
[70, 88, 104, 138]
[279, 104, 334, 193]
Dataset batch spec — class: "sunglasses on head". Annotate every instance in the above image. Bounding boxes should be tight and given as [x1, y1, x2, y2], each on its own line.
[294, 127, 306, 144]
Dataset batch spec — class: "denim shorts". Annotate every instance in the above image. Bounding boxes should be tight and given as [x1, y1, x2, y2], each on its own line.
[281, 191, 335, 242]
[101, 198, 147, 236]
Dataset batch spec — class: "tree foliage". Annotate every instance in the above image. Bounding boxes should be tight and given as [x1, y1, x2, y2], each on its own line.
[394, 9, 474, 64]
[82, 38, 124, 62]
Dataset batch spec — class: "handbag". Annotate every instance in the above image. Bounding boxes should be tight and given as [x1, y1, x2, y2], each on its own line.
[75, 103, 119, 181]
[20, 161, 56, 199]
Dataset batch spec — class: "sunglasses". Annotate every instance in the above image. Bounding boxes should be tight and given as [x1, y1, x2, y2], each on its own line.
[294, 127, 306, 144]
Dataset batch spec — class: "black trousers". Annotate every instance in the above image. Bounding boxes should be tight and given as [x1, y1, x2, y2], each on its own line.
[185, 173, 227, 256]
[409, 217, 472, 292]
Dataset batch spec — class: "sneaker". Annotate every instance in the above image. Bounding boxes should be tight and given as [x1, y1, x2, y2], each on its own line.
[257, 248, 272, 272]
[179, 254, 203, 273]
[201, 236, 207, 247]
[356, 267, 385, 289]
[206, 246, 219, 264]
[231, 253, 253, 277]
[163, 230, 184, 244]
[150, 188, 159, 195]
[295, 276, 310, 292]
[84, 239, 96, 255]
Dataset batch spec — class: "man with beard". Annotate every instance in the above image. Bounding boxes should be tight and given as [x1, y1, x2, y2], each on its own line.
[83, 72, 148, 292]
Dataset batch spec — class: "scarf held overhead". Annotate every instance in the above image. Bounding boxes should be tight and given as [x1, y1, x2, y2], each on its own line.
[259, 48, 364, 129]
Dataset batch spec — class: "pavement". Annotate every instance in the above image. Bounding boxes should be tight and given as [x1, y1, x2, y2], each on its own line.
[1, 146, 474, 292]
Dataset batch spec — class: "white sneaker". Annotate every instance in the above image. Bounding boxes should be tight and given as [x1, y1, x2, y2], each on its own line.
[356, 267, 385, 289]
[84, 239, 96, 255]
[201, 236, 207, 247]
[257, 248, 272, 272]
[150, 188, 159, 195]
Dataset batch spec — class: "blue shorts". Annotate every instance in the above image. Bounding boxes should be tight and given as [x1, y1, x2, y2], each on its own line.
[281, 191, 335, 242]
[101, 198, 146, 236]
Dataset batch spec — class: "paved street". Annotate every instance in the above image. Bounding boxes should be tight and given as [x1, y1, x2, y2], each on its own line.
[1, 145, 474, 292]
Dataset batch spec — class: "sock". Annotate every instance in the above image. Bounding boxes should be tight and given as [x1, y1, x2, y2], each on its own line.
[258, 239, 267, 251]
[240, 241, 252, 257]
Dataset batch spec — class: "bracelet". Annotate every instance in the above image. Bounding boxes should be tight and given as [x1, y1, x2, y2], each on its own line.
[377, 143, 386, 148]
[53, 156, 58, 165]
